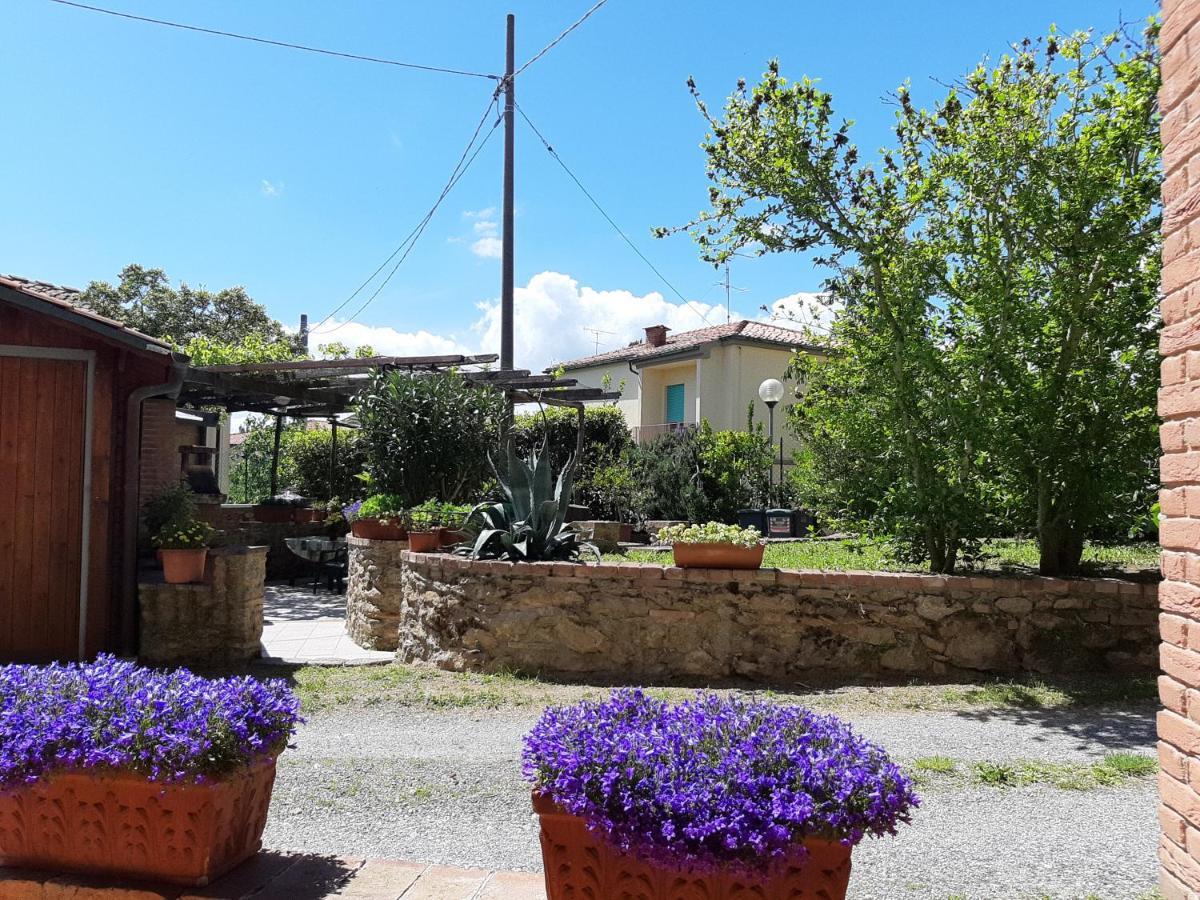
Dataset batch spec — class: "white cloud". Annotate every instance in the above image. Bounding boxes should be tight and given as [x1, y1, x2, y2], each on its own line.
[761, 290, 838, 335]
[473, 219, 498, 236]
[473, 271, 728, 372]
[471, 236, 503, 259]
[307, 320, 471, 357]
[463, 207, 496, 220]
[261, 179, 283, 198]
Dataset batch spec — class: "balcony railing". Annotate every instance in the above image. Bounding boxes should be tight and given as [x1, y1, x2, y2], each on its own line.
[632, 422, 697, 445]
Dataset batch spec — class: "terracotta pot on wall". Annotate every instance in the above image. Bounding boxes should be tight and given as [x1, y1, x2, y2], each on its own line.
[439, 528, 469, 547]
[408, 531, 440, 552]
[0, 758, 279, 885]
[252, 505, 295, 524]
[294, 508, 323, 524]
[351, 518, 408, 541]
[533, 794, 852, 900]
[160, 548, 208, 584]
[672, 543, 765, 570]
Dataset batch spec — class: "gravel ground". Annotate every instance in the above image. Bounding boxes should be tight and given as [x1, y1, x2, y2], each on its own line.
[263, 703, 1159, 899]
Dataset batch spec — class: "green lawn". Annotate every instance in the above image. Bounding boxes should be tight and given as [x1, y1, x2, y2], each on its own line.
[610, 537, 1160, 578]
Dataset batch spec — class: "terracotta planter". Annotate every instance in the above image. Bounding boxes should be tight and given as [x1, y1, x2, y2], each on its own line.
[408, 531, 439, 552]
[533, 794, 852, 900]
[252, 504, 295, 524]
[160, 547, 208, 584]
[295, 508, 323, 524]
[440, 528, 469, 547]
[351, 518, 408, 541]
[0, 758, 278, 886]
[671, 542, 765, 570]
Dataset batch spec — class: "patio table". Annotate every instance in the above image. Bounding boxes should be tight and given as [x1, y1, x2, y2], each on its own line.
[284, 536, 348, 593]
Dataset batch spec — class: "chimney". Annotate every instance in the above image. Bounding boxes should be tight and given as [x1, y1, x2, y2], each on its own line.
[645, 324, 670, 347]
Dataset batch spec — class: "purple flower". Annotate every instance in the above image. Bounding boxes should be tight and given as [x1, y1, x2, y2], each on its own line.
[0, 655, 301, 787]
[522, 690, 917, 874]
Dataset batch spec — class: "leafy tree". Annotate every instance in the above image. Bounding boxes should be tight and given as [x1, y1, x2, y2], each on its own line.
[673, 21, 1160, 574]
[183, 333, 301, 366]
[318, 341, 377, 360]
[354, 370, 507, 505]
[918, 26, 1162, 573]
[288, 428, 369, 501]
[79, 264, 289, 346]
[228, 416, 306, 503]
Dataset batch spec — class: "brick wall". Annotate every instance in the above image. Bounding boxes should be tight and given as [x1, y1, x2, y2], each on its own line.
[1160, 1, 1200, 895]
[138, 398, 180, 502]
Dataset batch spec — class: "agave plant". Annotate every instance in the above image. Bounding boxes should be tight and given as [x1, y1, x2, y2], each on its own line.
[460, 440, 598, 562]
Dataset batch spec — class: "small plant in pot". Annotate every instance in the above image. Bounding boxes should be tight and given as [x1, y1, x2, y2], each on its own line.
[152, 513, 215, 584]
[436, 502, 474, 547]
[407, 505, 441, 552]
[523, 690, 917, 899]
[0, 655, 301, 884]
[252, 493, 307, 524]
[658, 521, 765, 569]
[350, 493, 409, 541]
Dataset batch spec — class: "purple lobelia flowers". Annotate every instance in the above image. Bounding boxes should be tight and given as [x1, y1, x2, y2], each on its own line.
[0, 655, 300, 788]
[523, 689, 917, 873]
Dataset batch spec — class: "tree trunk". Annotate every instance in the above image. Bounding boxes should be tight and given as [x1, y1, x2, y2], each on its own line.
[1037, 514, 1084, 575]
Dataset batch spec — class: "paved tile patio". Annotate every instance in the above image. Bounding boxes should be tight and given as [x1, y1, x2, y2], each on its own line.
[261, 584, 391, 666]
[0, 854, 546, 899]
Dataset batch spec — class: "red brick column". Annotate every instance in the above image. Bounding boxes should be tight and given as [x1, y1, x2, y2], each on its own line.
[1160, 1, 1200, 895]
[138, 397, 180, 503]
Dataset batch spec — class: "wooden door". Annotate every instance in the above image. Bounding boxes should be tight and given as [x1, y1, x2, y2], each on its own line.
[0, 353, 88, 661]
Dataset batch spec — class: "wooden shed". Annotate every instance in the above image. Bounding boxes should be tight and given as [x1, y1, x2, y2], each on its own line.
[0, 275, 186, 662]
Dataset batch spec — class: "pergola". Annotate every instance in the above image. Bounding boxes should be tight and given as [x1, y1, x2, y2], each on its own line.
[176, 353, 621, 496]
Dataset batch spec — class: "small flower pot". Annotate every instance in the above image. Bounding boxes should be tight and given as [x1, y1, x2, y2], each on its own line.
[294, 508, 323, 524]
[252, 504, 295, 524]
[160, 548, 208, 584]
[0, 758, 279, 885]
[532, 793, 852, 900]
[408, 530, 440, 552]
[671, 542, 765, 569]
[351, 518, 408, 541]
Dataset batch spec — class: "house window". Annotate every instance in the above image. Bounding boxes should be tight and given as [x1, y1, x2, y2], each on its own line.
[665, 383, 685, 423]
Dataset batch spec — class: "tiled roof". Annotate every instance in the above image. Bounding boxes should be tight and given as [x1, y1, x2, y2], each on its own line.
[0, 273, 174, 351]
[554, 320, 823, 370]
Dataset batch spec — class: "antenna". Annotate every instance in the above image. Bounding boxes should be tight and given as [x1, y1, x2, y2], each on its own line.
[717, 262, 749, 324]
[583, 326, 615, 354]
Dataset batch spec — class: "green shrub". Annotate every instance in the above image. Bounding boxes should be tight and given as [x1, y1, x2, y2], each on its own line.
[357, 493, 408, 524]
[355, 370, 507, 506]
[288, 428, 369, 501]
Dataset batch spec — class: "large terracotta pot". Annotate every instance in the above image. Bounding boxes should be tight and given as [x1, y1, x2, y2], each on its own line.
[533, 794, 852, 900]
[671, 542, 765, 570]
[439, 528, 469, 547]
[160, 548, 208, 584]
[351, 518, 408, 541]
[408, 531, 440, 552]
[252, 504, 295, 524]
[0, 758, 278, 886]
[295, 508, 323, 524]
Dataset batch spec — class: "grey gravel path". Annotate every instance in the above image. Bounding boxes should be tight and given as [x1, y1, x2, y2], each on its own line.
[263, 705, 1159, 899]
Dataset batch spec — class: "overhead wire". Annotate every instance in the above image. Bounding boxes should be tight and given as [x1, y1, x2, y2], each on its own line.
[513, 0, 609, 77]
[46, 0, 499, 79]
[516, 102, 712, 326]
[314, 89, 504, 334]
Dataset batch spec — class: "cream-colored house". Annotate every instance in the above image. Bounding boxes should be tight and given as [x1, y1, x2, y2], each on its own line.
[553, 321, 823, 450]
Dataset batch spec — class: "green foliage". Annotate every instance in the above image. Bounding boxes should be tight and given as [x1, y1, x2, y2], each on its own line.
[182, 333, 300, 366]
[357, 493, 408, 524]
[627, 424, 772, 523]
[227, 416, 306, 504]
[78, 264, 290, 346]
[460, 441, 598, 562]
[318, 341, 376, 360]
[677, 22, 1161, 573]
[288, 428, 369, 502]
[512, 406, 635, 519]
[144, 483, 214, 550]
[355, 370, 507, 506]
[656, 522, 763, 548]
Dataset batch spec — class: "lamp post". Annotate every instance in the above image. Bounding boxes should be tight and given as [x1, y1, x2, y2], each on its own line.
[758, 378, 785, 506]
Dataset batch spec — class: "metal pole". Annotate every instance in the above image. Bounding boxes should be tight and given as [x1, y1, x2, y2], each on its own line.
[270, 413, 283, 497]
[500, 13, 515, 370]
[767, 403, 775, 506]
[328, 418, 338, 500]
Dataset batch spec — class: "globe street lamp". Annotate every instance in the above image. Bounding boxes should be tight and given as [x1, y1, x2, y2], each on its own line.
[758, 378, 785, 504]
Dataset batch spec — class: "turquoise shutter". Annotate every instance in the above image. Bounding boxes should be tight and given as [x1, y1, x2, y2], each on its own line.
[665, 383, 685, 423]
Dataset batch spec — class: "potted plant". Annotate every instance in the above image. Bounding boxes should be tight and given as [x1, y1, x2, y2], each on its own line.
[0, 655, 301, 885]
[436, 502, 473, 547]
[322, 498, 352, 538]
[350, 493, 409, 541]
[252, 494, 305, 524]
[523, 690, 916, 899]
[657, 521, 765, 569]
[407, 505, 440, 552]
[152, 512, 216, 584]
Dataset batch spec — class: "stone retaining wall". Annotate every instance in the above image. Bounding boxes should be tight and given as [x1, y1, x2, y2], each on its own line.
[393, 551, 1159, 682]
[206, 504, 326, 580]
[346, 535, 409, 649]
[139, 545, 267, 667]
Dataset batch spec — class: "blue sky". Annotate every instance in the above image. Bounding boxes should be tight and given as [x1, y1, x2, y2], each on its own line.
[3, 0, 1153, 369]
